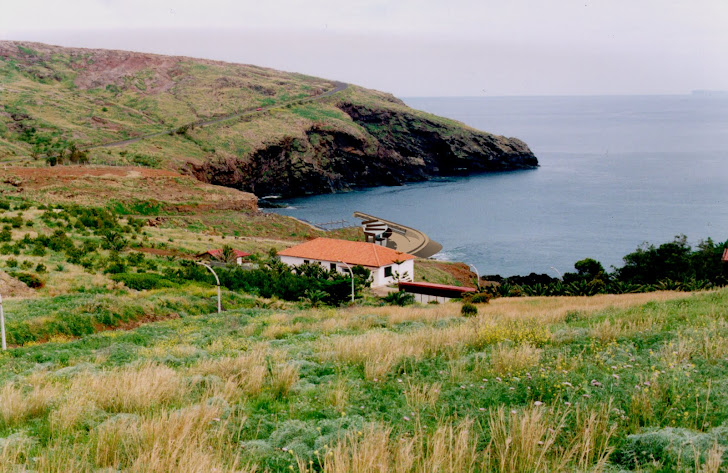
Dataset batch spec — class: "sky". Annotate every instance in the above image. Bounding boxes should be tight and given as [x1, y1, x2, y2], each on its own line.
[1, 0, 727, 96]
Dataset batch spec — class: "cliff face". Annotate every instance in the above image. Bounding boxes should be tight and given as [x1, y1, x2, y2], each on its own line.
[187, 126, 415, 197]
[339, 102, 538, 174]
[187, 99, 538, 197]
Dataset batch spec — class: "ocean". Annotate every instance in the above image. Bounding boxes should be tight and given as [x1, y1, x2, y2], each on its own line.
[268, 95, 728, 277]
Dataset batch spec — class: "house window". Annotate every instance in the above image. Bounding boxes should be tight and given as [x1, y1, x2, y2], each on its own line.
[384, 266, 393, 278]
[303, 260, 310, 264]
[330, 263, 337, 271]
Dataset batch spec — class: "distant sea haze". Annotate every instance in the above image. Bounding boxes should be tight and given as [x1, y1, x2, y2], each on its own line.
[269, 95, 728, 277]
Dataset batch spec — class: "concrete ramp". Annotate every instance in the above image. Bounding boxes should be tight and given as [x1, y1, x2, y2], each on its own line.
[353, 212, 442, 258]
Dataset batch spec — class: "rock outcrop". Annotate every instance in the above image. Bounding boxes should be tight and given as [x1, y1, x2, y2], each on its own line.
[187, 101, 538, 197]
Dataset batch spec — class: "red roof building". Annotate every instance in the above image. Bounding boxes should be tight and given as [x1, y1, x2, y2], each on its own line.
[196, 249, 251, 265]
[277, 237, 415, 287]
[278, 238, 414, 267]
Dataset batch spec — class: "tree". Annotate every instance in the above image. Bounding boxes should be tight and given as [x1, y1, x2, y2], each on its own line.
[574, 258, 607, 280]
[213, 244, 238, 265]
[616, 235, 692, 284]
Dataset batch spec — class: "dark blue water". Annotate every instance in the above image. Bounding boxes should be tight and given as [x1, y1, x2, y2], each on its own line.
[269, 95, 728, 276]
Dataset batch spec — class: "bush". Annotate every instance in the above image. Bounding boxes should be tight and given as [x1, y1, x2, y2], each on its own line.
[14, 272, 44, 288]
[109, 272, 177, 291]
[469, 292, 491, 304]
[383, 291, 415, 306]
[461, 302, 478, 317]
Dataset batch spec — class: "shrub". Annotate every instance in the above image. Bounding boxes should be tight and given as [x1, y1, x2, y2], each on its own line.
[461, 302, 478, 317]
[383, 290, 415, 306]
[469, 292, 491, 304]
[14, 272, 44, 288]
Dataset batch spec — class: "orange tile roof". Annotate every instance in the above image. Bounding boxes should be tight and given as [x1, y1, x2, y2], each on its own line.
[723, 248, 728, 262]
[277, 238, 415, 267]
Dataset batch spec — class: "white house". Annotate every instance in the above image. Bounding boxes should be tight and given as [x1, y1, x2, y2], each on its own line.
[277, 237, 415, 287]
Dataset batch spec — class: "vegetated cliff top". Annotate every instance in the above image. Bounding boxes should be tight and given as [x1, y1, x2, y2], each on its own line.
[0, 41, 538, 198]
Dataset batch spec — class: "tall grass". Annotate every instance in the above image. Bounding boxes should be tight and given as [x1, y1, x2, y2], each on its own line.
[0, 381, 59, 428]
[193, 347, 269, 398]
[73, 363, 186, 413]
[488, 342, 543, 375]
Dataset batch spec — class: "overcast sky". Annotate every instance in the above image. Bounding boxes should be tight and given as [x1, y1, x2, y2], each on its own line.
[2, 0, 727, 96]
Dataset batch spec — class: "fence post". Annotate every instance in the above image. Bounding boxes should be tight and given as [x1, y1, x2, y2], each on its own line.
[0, 293, 6, 350]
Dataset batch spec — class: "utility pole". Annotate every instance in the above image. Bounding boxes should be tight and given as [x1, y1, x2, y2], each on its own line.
[197, 262, 222, 313]
[0, 293, 6, 350]
[338, 261, 355, 302]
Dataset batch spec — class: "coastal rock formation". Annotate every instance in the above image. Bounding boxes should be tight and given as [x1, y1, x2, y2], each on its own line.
[187, 99, 538, 197]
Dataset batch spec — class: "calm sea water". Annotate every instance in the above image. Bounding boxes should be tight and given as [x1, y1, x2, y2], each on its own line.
[269, 95, 728, 277]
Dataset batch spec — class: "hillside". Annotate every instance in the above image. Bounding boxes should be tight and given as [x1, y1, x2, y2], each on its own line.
[0, 41, 537, 197]
[1, 263, 726, 471]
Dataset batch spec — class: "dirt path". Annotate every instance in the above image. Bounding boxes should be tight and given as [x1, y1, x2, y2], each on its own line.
[84, 81, 349, 150]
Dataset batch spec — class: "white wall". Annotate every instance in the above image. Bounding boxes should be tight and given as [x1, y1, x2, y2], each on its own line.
[373, 259, 414, 287]
[278, 256, 414, 287]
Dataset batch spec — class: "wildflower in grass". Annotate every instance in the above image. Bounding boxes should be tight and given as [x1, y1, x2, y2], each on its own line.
[534, 401, 543, 406]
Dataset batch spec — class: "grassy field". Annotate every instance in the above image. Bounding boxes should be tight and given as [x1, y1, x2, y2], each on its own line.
[1, 282, 726, 471]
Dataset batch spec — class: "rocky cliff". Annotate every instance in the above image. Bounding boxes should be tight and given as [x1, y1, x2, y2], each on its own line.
[187, 89, 538, 197]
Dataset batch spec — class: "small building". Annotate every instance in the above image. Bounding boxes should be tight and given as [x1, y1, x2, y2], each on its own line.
[398, 281, 476, 303]
[196, 249, 251, 266]
[277, 237, 415, 287]
[722, 248, 728, 263]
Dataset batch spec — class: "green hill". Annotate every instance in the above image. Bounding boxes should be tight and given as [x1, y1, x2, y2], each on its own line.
[0, 41, 537, 197]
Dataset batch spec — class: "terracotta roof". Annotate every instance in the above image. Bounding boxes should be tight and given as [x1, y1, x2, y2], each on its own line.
[197, 249, 251, 258]
[277, 238, 415, 267]
[723, 248, 728, 262]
